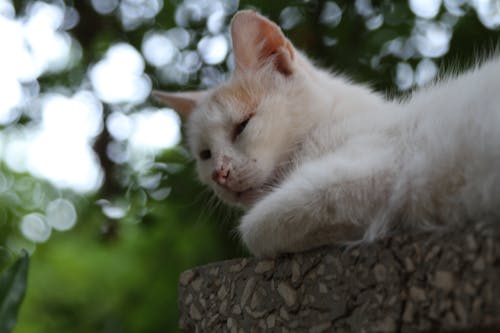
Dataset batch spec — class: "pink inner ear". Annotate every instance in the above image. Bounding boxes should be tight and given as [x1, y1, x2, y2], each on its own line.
[231, 10, 295, 75]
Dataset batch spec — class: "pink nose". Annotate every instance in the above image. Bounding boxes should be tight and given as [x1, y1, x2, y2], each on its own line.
[212, 167, 230, 185]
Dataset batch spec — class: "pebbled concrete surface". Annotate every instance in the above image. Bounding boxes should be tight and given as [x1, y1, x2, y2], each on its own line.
[178, 223, 500, 332]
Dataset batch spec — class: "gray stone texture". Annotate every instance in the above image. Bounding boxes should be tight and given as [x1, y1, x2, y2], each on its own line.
[178, 224, 500, 332]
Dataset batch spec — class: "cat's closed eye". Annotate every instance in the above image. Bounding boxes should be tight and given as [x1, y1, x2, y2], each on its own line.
[232, 117, 252, 141]
[199, 149, 211, 160]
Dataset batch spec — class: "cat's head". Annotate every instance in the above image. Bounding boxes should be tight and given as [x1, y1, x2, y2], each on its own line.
[154, 10, 311, 208]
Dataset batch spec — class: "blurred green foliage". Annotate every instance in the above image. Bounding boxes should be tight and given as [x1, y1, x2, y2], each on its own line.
[0, 0, 498, 332]
[0, 252, 28, 333]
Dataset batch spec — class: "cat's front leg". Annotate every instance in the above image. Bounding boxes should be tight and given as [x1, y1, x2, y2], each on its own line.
[239, 152, 395, 258]
[239, 179, 364, 258]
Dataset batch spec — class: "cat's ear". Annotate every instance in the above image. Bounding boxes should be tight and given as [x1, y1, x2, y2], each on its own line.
[231, 10, 295, 76]
[152, 90, 208, 116]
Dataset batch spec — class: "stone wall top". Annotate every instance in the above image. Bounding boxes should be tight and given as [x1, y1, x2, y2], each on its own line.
[178, 224, 500, 333]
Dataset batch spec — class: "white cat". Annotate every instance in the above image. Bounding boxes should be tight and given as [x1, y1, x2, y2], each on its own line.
[154, 10, 500, 258]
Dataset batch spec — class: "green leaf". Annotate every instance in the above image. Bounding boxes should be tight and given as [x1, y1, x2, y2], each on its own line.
[0, 252, 29, 333]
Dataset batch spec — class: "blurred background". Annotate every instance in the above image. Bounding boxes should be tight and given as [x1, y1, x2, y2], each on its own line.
[0, 0, 498, 332]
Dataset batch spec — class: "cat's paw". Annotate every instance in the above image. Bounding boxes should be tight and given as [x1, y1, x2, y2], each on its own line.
[238, 191, 298, 258]
[239, 208, 280, 258]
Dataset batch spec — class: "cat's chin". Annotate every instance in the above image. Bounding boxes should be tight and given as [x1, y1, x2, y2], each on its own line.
[218, 186, 268, 209]
[233, 168, 288, 208]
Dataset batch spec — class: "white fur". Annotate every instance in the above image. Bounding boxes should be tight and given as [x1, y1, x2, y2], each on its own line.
[171, 12, 500, 258]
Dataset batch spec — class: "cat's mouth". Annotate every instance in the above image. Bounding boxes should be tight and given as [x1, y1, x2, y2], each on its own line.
[218, 163, 289, 208]
[214, 181, 270, 208]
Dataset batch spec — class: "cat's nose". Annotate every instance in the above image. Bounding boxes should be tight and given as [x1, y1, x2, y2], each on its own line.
[212, 167, 230, 186]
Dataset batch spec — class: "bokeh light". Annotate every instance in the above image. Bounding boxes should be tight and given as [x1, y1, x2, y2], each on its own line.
[197, 35, 229, 65]
[472, 0, 500, 29]
[280, 7, 302, 30]
[413, 20, 451, 58]
[415, 58, 438, 86]
[0, 1, 77, 124]
[129, 108, 181, 152]
[107, 111, 133, 141]
[320, 1, 343, 27]
[395, 62, 414, 90]
[20, 213, 51, 243]
[89, 43, 152, 104]
[98, 199, 130, 219]
[91, 0, 119, 15]
[409, 0, 442, 19]
[142, 31, 178, 67]
[26, 92, 104, 193]
[46, 198, 77, 231]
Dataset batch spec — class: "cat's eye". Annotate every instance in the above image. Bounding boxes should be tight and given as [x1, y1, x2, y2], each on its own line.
[233, 117, 251, 140]
[199, 149, 211, 160]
